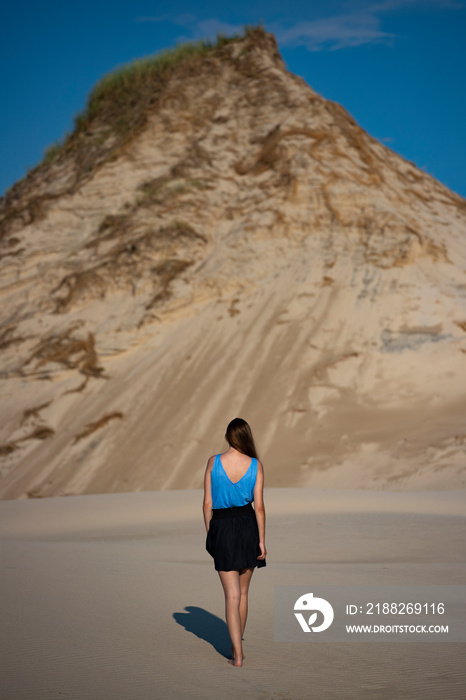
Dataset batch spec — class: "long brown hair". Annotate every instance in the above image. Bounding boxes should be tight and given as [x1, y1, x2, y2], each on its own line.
[225, 418, 258, 459]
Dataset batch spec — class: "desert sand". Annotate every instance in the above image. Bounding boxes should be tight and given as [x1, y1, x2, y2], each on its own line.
[1, 487, 465, 699]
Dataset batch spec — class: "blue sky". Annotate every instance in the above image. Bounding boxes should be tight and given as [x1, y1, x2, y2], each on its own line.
[1, 0, 465, 198]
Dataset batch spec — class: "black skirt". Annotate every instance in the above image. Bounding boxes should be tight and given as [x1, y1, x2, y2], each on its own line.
[206, 502, 266, 572]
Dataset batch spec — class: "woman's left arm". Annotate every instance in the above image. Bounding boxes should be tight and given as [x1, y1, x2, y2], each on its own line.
[253, 460, 267, 560]
[202, 456, 214, 533]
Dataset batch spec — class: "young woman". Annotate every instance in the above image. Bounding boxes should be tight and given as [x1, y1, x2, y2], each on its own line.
[203, 418, 266, 667]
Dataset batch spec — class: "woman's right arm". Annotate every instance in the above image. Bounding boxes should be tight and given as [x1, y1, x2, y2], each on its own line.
[254, 460, 267, 560]
[203, 456, 214, 533]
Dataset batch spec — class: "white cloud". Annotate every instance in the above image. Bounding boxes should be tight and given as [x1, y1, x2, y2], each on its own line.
[137, 1, 463, 53]
[271, 0, 463, 51]
[272, 13, 396, 51]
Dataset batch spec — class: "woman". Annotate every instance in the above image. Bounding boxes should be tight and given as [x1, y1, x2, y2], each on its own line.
[203, 417, 266, 668]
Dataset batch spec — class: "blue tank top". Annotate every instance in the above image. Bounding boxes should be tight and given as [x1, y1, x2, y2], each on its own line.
[211, 454, 258, 509]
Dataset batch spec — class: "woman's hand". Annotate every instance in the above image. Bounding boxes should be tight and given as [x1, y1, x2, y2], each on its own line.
[257, 541, 267, 560]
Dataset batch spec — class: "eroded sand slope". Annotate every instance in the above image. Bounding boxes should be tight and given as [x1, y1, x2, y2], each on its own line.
[1, 31, 465, 497]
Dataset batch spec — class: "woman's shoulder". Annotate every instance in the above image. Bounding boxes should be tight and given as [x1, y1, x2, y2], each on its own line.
[206, 454, 218, 471]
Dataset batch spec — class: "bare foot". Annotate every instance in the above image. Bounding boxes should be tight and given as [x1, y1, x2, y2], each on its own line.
[231, 645, 245, 661]
[228, 656, 243, 667]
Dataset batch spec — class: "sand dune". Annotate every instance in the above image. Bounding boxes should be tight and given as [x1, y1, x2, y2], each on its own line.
[1, 30, 465, 498]
[1, 488, 465, 699]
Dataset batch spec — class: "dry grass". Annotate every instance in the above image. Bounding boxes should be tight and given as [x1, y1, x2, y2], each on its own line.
[82, 46, 218, 133]
[64, 376, 90, 394]
[0, 242, 25, 261]
[43, 139, 68, 164]
[84, 213, 131, 251]
[52, 270, 107, 312]
[0, 442, 18, 457]
[445, 191, 466, 213]
[25, 327, 104, 378]
[357, 215, 427, 269]
[321, 173, 347, 227]
[137, 177, 173, 205]
[26, 487, 45, 498]
[45, 28, 261, 173]
[0, 425, 55, 459]
[158, 219, 207, 243]
[97, 213, 128, 238]
[21, 402, 51, 425]
[425, 239, 451, 264]
[312, 351, 360, 381]
[228, 298, 241, 317]
[0, 192, 52, 241]
[326, 102, 383, 181]
[235, 125, 331, 176]
[73, 412, 123, 443]
[404, 187, 433, 204]
[146, 258, 192, 309]
[180, 142, 214, 170]
[394, 163, 466, 214]
[0, 325, 27, 351]
[136, 175, 212, 209]
[0, 27, 264, 238]
[55, 217, 206, 313]
[235, 124, 283, 174]
[24, 427, 55, 441]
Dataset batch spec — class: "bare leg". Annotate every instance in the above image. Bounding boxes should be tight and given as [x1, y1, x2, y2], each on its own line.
[238, 567, 254, 636]
[228, 567, 254, 661]
[218, 570, 243, 667]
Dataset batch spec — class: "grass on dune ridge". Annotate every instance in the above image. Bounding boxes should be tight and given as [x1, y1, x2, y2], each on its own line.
[44, 25, 262, 165]
[0, 25, 264, 234]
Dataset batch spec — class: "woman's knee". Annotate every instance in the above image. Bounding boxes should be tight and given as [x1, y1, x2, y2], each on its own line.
[225, 589, 241, 605]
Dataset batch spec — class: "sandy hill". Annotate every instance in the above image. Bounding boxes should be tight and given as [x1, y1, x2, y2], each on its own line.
[0, 28, 465, 499]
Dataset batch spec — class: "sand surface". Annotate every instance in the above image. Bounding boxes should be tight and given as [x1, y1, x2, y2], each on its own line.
[1, 488, 465, 699]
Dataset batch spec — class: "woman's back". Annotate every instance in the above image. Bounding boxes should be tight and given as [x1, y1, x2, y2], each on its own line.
[211, 451, 257, 509]
[219, 450, 253, 484]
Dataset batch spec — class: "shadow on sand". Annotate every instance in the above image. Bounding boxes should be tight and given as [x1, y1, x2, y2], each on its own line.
[173, 606, 231, 659]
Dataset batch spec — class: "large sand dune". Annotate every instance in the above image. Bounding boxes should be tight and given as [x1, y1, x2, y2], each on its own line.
[1, 30, 465, 498]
